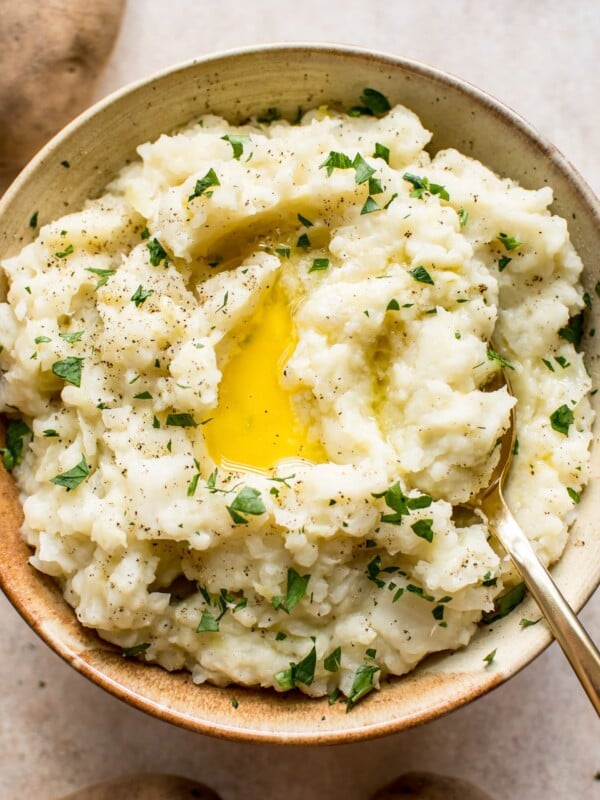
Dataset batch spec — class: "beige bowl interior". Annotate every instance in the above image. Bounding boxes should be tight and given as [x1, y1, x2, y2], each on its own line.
[0, 44, 598, 744]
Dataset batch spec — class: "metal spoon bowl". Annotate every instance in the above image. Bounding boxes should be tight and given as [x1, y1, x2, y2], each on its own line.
[470, 368, 600, 714]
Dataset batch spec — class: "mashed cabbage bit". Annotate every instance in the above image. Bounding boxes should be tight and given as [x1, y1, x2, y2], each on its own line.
[0, 93, 592, 706]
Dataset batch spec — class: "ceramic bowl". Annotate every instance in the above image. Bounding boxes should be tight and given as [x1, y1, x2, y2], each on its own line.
[0, 44, 598, 744]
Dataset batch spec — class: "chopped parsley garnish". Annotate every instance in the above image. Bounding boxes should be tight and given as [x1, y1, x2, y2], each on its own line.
[497, 232, 522, 251]
[567, 487, 581, 503]
[226, 486, 266, 524]
[373, 481, 433, 525]
[29, 211, 39, 229]
[346, 664, 380, 710]
[550, 404, 574, 436]
[324, 646, 341, 673]
[133, 391, 152, 400]
[188, 168, 220, 200]
[86, 267, 116, 289]
[43, 429, 59, 437]
[50, 454, 90, 490]
[406, 584, 435, 602]
[297, 213, 314, 227]
[542, 358, 555, 372]
[487, 347, 515, 370]
[309, 258, 329, 273]
[275, 632, 287, 641]
[360, 196, 380, 215]
[386, 298, 400, 311]
[558, 314, 584, 348]
[554, 356, 570, 369]
[231, 697, 239, 709]
[257, 107, 280, 123]
[458, 208, 468, 227]
[166, 413, 197, 428]
[352, 153, 375, 185]
[122, 643, 150, 657]
[432, 605, 445, 621]
[52, 356, 83, 387]
[197, 609, 220, 632]
[348, 88, 391, 117]
[60, 160, 70, 168]
[409, 265, 434, 285]
[483, 648, 497, 666]
[221, 134, 250, 160]
[482, 571, 497, 587]
[498, 255, 512, 272]
[54, 244, 74, 258]
[519, 617, 541, 628]
[368, 176, 384, 195]
[272, 567, 310, 613]
[296, 233, 311, 249]
[319, 151, 353, 176]
[373, 142, 390, 163]
[481, 582, 525, 623]
[0, 420, 32, 471]
[34, 336, 51, 344]
[274, 642, 316, 689]
[276, 246, 291, 259]
[402, 172, 449, 201]
[140, 227, 150, 240]
[131, 285, 154, 307]
[147, 238, 168, 266]
[583, 292, 592, 310]
[411, 519, 435, 543]
[187, 473, 200, 497]
[58, 331, 83, 344]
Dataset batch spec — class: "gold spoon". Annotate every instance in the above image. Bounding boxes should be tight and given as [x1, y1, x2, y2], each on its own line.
[470, 369, 600, 714]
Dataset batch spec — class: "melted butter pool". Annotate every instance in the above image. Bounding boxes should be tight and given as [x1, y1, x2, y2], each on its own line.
[204, 280, 327, 473]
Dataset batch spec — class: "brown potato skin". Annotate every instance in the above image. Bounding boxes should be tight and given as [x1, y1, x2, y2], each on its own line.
[0, 0, 125, 187]
[371, 771, 495, 800]
[60, 773, 222, 800]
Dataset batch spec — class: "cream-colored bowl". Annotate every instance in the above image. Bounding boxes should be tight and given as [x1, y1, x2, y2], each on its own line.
[0, 44, 598, 743]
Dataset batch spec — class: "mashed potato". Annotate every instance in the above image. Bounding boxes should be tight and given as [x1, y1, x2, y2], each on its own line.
[0, 94, 592, 706]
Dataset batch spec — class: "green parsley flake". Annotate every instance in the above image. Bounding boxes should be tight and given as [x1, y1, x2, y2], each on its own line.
[54, 244, 74, 259]
[226, 486, 266, 524]
[272, 567, 310, 613]
[29, 211, 39, 229]
[131, 285, 154, 307]
[122, 643, 150, 657]
[368, 176, 384, 195]
[50, 454, 90, 490]
[349, 88, 391, 117]
[319, 151, 353, 176]
[550, 404, 575, 436]
[324, 646, 341, 673]
[483, 648, 497, 666]
[458, 208, 468, 227]
[86, 267, 116, 288]
[0, 420, 32, 471]
[140, 227, 150, 240]
[352, 153, 375, 185]
[133, 391, 152, 400]
[43, 429, 59, 438]
[221, 134, 250, 160]
[558, 314, 584, 348]
[409, 265, 434, 285]
[411, 518, 435, 543]
[297, 213, 314, 227]
[360, 196, 380, 215]
[567, 487, 581, 503]
[52, 356, 83, 387]
[197, 610, 220, 633]
[58, 331, 83, 344]
[487, 348, 515, 370]
[519, 617, 541, 628]
[188, 168, 220, 201]
[373, 142, 390, 163]
[147, 238, 168, 266]
[34, 335, 51, 344]
[498, 255, 512, 272]
[296, 232, 311, 249]
[275, 642, 317, 689]
[373, 481, 432, 526]
[497, 232, 522, 251]
[309, 258, 329, 273]
[346, 664, 380, 710]
[231, 697, 239, 709]
[402, 172, 449, 201]
[386, 298, 400, 311]
[481, 582, 525, 623]
[276, 246, 291, 259]
[166, 413, 197, 428]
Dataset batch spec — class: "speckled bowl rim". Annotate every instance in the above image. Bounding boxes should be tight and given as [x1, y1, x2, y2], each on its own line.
[0, 42, 598, 745]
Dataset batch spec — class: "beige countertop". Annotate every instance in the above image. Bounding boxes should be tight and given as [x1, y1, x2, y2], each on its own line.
[1, 2, 598, 798]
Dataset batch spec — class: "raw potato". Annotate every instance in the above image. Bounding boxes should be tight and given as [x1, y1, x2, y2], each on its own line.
[60, 773, 222, 800]
[0, 0, 125, 190]
[371, 772, 495, 800]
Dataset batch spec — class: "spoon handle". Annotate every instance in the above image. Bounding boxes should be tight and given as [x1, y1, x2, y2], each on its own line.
[490, 500, 600, 715]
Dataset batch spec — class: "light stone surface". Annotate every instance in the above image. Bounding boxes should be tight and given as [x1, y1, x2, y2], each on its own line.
[1, 2, 598, 799]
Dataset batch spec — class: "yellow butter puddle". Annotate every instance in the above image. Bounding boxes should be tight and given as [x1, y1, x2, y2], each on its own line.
[204, 280, 327, 473]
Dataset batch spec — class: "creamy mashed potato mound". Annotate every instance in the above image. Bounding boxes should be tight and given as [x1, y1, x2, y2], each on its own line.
[0, 98, 592, 705]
